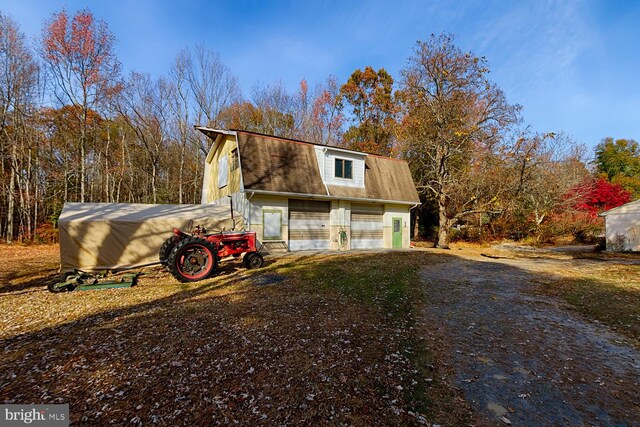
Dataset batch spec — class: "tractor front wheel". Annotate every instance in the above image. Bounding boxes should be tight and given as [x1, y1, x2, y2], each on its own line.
[167, 237, 218, 282]
[243, 252, 264, 269]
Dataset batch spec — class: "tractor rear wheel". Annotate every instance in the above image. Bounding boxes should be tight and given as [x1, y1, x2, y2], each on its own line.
[159, 235, 182, 266]
[167, 237, 218, 282]
[243, 252, 264, 269]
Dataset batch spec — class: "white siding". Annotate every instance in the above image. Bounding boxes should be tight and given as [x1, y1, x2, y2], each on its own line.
[314, 147, 326, 181]
[605, 214, 640, 251]
[249, 196, 289, 247]
[314, 146, 365, 188]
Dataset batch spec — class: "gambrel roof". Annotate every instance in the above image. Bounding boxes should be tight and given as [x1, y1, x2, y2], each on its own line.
[197, 128, 420, 205]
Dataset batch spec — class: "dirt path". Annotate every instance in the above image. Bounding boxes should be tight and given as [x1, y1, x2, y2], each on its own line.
[419, 253, 640, 426]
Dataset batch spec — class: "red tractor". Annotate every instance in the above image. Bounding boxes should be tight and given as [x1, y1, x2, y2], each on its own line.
[159, 226, 264, 282]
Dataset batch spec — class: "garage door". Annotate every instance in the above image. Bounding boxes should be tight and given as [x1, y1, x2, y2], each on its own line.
[288, 199, 331, 250]
[351, 204, 384, 249]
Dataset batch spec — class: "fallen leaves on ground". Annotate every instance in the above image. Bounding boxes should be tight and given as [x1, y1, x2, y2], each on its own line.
[0, 246, 469, 426]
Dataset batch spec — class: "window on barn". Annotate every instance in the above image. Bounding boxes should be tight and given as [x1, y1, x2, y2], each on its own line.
[218, 154, 228, 188]
[335, 158, 353, 179]
[230, 149, 239, 171]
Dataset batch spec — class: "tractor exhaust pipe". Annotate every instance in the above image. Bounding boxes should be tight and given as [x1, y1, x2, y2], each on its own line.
[228, 196, 235, 231]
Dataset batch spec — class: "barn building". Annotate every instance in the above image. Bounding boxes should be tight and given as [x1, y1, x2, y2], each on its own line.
[198, 128, 420, 251]
[600, 199, 640, 251]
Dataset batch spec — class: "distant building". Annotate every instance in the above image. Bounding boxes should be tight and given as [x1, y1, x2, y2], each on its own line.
[600, 199, 640, 251]
[197, 128, 420, 251]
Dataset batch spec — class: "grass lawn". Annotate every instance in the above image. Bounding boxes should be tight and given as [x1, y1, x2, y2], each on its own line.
[0, 245, 470, 426]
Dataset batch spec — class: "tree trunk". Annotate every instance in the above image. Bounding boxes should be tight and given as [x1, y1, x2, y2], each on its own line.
[533, 208, 546, 242]
[7, 143, 16, 244]
[92, 150, 101, 201]
[412, 206, 420, 240]
[34, 137, 40, 240]
[80, 135, 86, 202]
[117, 133, 126, 203]
[16, 164, 26, 241]
[436, 192, 450, 249]
[62, 142, 69, 202]
[105, 128, 110, 202]
[63, 170, 68, 202]
[34, 182, 38, 240]
[194, 154, 202, 203]
[80, 107, 87, 203]
[178, 140, 185, 204]
[25, 145, 32, 239]
[151, 161, 158, 204]
[436, 222, 450, 249]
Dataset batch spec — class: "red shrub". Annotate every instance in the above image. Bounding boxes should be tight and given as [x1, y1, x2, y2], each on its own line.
[570, 177, 631, 216]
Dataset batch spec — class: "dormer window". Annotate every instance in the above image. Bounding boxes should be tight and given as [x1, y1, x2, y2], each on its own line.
[335, 158, 353, 179]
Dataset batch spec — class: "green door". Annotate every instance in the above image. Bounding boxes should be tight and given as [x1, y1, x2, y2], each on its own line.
[392, 217, 402, 248]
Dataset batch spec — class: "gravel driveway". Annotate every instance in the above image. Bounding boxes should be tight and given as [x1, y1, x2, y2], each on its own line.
[419, 252, 640, 426]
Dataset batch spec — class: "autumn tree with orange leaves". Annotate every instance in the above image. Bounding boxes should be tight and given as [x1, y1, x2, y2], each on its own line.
[339, 66, 397, 156]
[41, 9, 121, 202]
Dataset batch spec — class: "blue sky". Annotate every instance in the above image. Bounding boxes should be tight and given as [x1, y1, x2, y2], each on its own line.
[2, 0, 639, 149]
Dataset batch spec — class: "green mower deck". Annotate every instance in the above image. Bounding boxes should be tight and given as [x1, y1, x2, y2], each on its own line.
[75, 278, 137, 291]
[48, 271, 141, 293]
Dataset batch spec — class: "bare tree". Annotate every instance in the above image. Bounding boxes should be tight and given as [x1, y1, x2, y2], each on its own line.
[251, 80, 296, 138]
[217, 75, 344, 146]
[310, 75, 343, 146]
[0, 13, 39, 242]
[399, 33, 521, 248]
[187, 45, 241, 126]
[291, 79, 313, 140]
[507, 132, 589, 238]
[169, 50, 192, 204]
[178, 45, 241, 157]
[116, 72, 171, 203]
